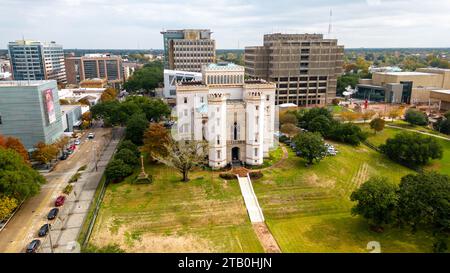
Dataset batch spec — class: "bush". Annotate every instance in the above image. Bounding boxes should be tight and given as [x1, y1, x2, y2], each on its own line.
[249, 171, 263, 180]
[69, 172, 81, 183]
[105, 159, 134, 183]
[117, 140, 140, 157]
[77, 165, 87, 172]
[329, 122, 367, 145]
[63, 184, 73, 195]
[405, 109, 428, 126]
[219, 173, 237, 180]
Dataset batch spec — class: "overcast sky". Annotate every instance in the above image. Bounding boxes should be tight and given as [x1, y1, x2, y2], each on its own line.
[1, 0, 449, 49]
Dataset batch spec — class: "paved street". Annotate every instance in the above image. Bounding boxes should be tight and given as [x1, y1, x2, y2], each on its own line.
[0, 126, 118, 253]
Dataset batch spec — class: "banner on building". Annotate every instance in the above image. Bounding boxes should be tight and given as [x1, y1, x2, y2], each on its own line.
[43, 89, 56, 124]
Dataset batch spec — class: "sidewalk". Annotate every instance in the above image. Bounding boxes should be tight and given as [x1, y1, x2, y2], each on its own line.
[40, 127, 124, 253]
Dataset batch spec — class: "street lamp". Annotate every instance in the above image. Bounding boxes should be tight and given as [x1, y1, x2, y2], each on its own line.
[47, 219, 54, 253]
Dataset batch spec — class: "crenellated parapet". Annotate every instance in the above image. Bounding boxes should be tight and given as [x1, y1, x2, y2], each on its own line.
[244, 90, 263, 101]
[208, 92, 227, 103]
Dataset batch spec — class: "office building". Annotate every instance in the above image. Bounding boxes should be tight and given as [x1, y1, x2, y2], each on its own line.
[65, 53, 124, 88]
[430, 90, 450, 111]
[163, 69, 202, 99]
[8, 40, 67, 84]
[0, 80, 64, 150]
[245, 33, 344, 106]
[176, 63, 276, 169]
[355, 68, 450, 104]
[61, 105, 82, 132]
[161, 29, 216, 72]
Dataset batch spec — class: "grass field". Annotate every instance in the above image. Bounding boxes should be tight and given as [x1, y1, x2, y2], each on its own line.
[253, 142, 438, 252]
[361, 124, 450, 175]
[89, 164, 263, 253]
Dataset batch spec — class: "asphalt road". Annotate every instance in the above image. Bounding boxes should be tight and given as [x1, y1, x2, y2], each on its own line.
[0, 127, 112, 253]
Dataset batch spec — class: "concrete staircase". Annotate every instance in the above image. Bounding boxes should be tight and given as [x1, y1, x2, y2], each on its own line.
[237, 175, 265, 223]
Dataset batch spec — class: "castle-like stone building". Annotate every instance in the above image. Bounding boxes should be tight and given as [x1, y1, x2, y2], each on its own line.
[176, 63, 276, 169]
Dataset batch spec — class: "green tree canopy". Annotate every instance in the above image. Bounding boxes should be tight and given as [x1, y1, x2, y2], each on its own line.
[114, 148, 139, 166]
[398, 172, 450, 232]
[350, 176, 398, 229]
[292, 132, 327, 165]
[125, 113, 149, 145]
[105, 159, 134, 183]
[370, 118, 386, 134]
[380, 132, 443, 167]
[0, 149, 46, 200]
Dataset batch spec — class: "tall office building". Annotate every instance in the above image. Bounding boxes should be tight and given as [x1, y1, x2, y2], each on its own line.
[8, 40, 67, 84]
[245, 33, 344, 106]
[65, 53, 124, 88]
[161, 29, 216, 72]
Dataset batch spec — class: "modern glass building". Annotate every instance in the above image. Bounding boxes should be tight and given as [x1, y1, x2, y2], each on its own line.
[8, 40, 67, 84]
[0, 80, 64, 150]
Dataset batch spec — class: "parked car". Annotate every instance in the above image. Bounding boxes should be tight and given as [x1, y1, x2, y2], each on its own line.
[47, 208, 59, 220]
[87, 133, 95, 139]
[26, 239, 41, 253]
[0, 220, 7, 229]
[38, 224, 51, 237]
[296, 151, 302, 157]
[65, 149, 73, 155]
[74, 139, 81, 145]
[55, 196, 65, 207]
[59, 153, 68, 160]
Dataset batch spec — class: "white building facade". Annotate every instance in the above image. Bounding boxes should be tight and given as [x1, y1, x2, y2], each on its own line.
[176, 63, 276, 169]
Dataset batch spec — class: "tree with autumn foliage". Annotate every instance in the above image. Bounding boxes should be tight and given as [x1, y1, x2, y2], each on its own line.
[0, 196, 18, 220]
[143, 123, 171, 162]
[32, 142, 59, 165]
[100, 88, 118, 102]
[0, 135, 29, 162]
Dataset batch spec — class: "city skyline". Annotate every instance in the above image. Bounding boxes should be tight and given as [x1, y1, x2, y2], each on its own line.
[1, 0, 450, 49]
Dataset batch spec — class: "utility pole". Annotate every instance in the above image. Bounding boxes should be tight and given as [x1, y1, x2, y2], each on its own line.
[93, 141, 98, 172]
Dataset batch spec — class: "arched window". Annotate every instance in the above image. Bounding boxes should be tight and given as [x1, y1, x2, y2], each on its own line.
[233, 122, 238, 141]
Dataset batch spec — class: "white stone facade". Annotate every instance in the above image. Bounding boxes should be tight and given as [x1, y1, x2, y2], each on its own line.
[176, 63, 276, 169]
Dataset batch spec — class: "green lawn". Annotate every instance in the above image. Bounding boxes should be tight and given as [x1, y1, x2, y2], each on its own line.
[89, 164, 263, 253]
[253, 142, 438, 252]
[361, 124, 450, 176]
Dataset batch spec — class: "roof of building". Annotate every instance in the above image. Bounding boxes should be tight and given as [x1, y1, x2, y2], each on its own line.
[0, 80, 55, 87]
[204, 62, 243, 71]
[431, 89, 450, 95]
[376, 72, 436, 76]
[60, 104, 81, 113]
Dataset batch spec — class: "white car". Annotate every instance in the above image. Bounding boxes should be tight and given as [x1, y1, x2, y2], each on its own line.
[74, 139, 81, 145]
[87, 133, 95, 139]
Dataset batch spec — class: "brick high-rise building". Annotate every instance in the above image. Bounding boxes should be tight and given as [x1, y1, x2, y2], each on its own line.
[161, 29, 216, 72]
[65, 53, 124, 88]
[245, 33, 344, 106]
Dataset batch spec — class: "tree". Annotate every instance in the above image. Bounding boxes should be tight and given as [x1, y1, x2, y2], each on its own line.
[117, 140, 140, 157]
[434, 112, 450, 135]
[370, 118, 385, 134]
[143, 123, 171, 162]
[0, 135, 29, 162]
[0, 196, 18, 220]
[279, 112, 298, 125]
[125, 113, 149, 145]
[31, 142, 58, 165]
[298, 107, 333, 129]
[337, 74, 359, 95]
[388, 107, 402, 122]
[54, 136, 70, 154]
[405, 109, 428, 126]
[329, 123, 367, 145]
[153, 140, 208, 182]
[59, 99, 70, 105]
[350, 176, 398, 231]
[398, 172, 450, 233]
[380, 132, 443, 167]
[105, 159, 134, 183]
[0, 149, 46, 200]
[361, 110, 376, 123]
[307, 115, 332, 137]
[292, 132, 327, 165]
[280, 123, 300, 138]
[114, 148, 139, 166]
[123, 62, 163, 95]
[78, 97, 91, 106]
[100, 88, 118, 102]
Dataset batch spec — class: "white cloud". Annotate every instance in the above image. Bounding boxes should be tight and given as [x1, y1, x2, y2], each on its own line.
[0, 0, 449, 48]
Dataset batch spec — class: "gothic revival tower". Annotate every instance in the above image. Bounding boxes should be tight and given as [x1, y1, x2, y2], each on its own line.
[207, 92, 228, 169]
[244, 91, 265, 165]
